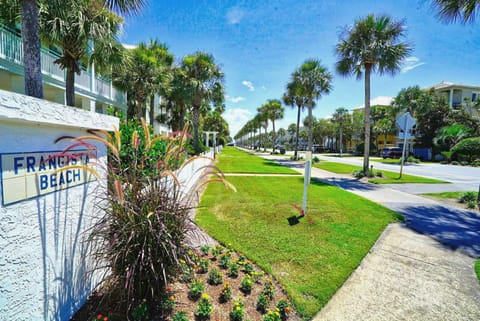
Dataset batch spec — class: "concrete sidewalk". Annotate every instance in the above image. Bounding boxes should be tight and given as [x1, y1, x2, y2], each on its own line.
[260, 154, 480, 321]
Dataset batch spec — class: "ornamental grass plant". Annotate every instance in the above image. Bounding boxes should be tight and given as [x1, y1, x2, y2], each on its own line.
[58, 118, 233, 316]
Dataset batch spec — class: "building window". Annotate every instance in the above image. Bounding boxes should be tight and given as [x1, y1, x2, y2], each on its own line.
[472, 93, 477, 102]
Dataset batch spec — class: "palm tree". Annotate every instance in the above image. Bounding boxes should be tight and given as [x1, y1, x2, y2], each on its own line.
[433, 0, 480, 23]
[332, 107, 349, 156]
[18, 0, 144, 99]
[181, 52, 224, 154]
[114, 41, 171, 119]
[256, 110, 269, 152]
[259, 99, 284, 152]
[41, 0, 123, 106]
[283, 77, 309, 159]
[295, 59, 332, 153]
[335, 14, 411, 173]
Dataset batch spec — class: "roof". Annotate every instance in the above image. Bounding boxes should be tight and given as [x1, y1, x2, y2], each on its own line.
[428, 81, 480, 91]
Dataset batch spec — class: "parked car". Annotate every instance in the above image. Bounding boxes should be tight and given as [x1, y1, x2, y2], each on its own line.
[380, 147, 403, 159]
[274, 145, 286, 154]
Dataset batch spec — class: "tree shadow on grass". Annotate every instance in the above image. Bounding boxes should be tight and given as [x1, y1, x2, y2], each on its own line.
[311, 176, 381, 192]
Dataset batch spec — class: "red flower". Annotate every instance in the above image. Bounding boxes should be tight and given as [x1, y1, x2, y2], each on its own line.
[97, 314, 103, 320]
[103, 317, 108, 321]
[166, 287, 172, 292]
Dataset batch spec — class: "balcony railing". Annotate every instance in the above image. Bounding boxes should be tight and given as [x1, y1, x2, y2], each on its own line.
[0, 23, 126, 107]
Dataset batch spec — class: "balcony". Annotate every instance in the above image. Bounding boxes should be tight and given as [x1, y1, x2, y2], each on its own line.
[0, 23, 126, 109]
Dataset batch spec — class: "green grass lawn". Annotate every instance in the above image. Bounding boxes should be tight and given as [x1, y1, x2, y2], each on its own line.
[196, 176, 401, 318]
[314, 161, 446, 184]
[475, 260, 480, 283]
[216, 147, 299, 174]
[421, 191, 467, 199]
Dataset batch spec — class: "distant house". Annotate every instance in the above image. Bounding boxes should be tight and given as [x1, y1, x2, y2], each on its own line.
[428, 81, 480, 112]
[349, 96, 396, 152]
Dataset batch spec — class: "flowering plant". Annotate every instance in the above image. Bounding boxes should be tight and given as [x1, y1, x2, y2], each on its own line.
[276, 299, 291, 319]
[189, 279, 205, 300]
[162, 287, 176, 310]
[196, 293, 213, 318]
[228, 261, 239, 278]
[92, 314, 108, 321]
[208, 267, 223, 285]
[263, 309, 281, 321]
[256, 293, 269, 313]
[230, 297, 245, 321]
[198, 258, 211, 274]
[219, 253, 232, 269]
[240, 275, 254, 293]
[263, 278, 275, 300]
[219, 282, 232, 302]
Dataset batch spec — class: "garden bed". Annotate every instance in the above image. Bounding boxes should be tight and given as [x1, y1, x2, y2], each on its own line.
[71, 245, 301, 321]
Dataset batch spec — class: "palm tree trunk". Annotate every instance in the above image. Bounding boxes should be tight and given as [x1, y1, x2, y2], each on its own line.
[339, 126, 343, 156]
[272, 120, 276, 152]
[295, 105, 301, 159]
[363, 66, 371, 173]
[307, 98, 313, 152]
[20, 0, 43, 98]
[65, 68, 75, 106]
[149, 94, 155, 127]
[263, 127, 267, 152]
[192, 106, 201, 154]
[136, 97, 144, 119]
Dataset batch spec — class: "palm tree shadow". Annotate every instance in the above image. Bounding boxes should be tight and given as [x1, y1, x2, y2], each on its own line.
[398, 205, 480, 257]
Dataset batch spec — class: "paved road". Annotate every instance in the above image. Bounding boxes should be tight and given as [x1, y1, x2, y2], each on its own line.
[314, 154, 480, 193]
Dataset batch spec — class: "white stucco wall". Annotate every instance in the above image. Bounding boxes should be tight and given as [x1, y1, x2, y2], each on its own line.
[0, 90, 118, 320]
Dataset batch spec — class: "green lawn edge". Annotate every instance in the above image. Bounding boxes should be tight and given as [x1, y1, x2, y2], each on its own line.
[196, 176, 401, 318]
[314, 161, 447, 184]
[475, 260, 480, 283]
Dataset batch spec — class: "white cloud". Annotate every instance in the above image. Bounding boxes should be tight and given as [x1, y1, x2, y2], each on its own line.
[242, 80, 255, 91]
[261, 86, 267, 91]
[226, 7, 245, 25]
[401, 56, 425, 73]
[224, 108, 252, 137]
[225, 95, 246, 103]
[122, 43, 137, 50]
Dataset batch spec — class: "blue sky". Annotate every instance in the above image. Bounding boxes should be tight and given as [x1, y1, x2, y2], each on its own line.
[121, 0, 480, 137]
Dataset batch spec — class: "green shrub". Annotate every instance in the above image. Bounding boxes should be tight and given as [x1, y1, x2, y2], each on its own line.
[458, 191, 477, 203]
[196, 293, 213, 318]
[208, 268, 223, 285]
[276, 299, 291, 319]
[262, 278, 275, 300]
[407, 156, 420, 163]
[352, 169, 364, 178]
[452, 137, 480, 162]
[243, 261, 254, 275]
[451, 161, 460, 165]
[240, 275, 254, 293]
[200, 245, 210, 256]
[256, 293, 269, 313]
[189, 279, 205, 300]
[467, 201, 477, 209]
[132, 300, 149, 321]
[228, 262, 239, 278]
[219, 282, 232, 302]
[172, 311, 188, 321]
[460, 161, 469, 166]
[375, 171, 384, 178]
[198, 258, 211, 274]
[230, 298, 245, 321]
[219, 253, 232, 269]
[263, 310, 281, 321]
[312, 156, 320, 164]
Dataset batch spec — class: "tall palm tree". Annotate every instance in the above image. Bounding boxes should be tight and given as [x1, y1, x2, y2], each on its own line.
[295, 59, 332, 153]
[41, 0, 123, 106]
[335, 14, 411, 173]
[332, 107, 349, 156]
[283, 77, 309, 159]
[255, 110, 269, 152]
[259, 99, 284, 152]
[181, 52, 224, 154]
[433, 0, 480, 23]
[18, 0, 144, 99]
